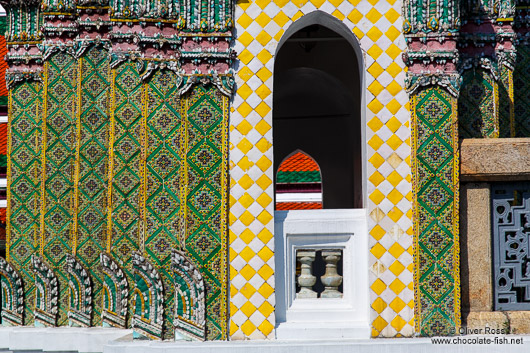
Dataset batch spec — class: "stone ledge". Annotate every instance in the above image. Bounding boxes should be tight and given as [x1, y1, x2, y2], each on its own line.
[460, 138, 530, 181]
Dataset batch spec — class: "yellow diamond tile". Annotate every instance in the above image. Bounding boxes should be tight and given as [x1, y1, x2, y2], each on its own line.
[255, 12, 272, 27]
[346, 9, 363, 24]
[310, 0, 326, 8]
[240, 229, 256, 244]
[388, 260, 405, 276]
[256, 174, 272, 190]
[237, 156, 254, 171]
[238, 192, 255, 208]
[255, 119, 271, 135]
[258, 282, 274, 298]
[239, 210, 255, 226]
[371, 278, 387, 295]
[273, 0, 289, 7]
[257, 247, 274, 263]
[258, 263, 274, 280]
[388, 207, 404, 222]
[237, 85, 252, 103]
[387, 189, 403, 205]
[389, 297, 406, 314]
[328, 0, 342, 7]
[229, 212, 237, 226]
[240, 283, 257, 299]
[388, 242, 405, 258]
[366, 27, 383, 42]
[255, 138, 271, 153]
[256, 155, 272, 172]
[368, 135, 384, 150]
[241, 301, 258, 318]
[257, 228, 273, 243]
[230, 248, 238, 261]
[367, 62, 384, 78]
[241, 320, 257, 337]
[369, 189, 385, 205]
[255, 0, 271, 9]
[370, 243, 386, 259]
[366, 8, 382, 23]
[273, 11, 290, 27]
[372, 316, 388, 333]
[238, 49, 254, 66]
[237, 101, 253, 117]
[332, 9, 345, 21]
[237, 13, 253, 28]
[387, 134, 403, 150]
[385, 8, 400, 23]
[230, 195, 236, 207]
[385, 44, 402, 61]
[240, 265, 257, 282]
[256, 84, 272, 100]
[369, 171, 385, 187]
[239, 66, 254, 81]
[256, 30, 273, 46]
[367, 116, 384, 132]
[352, 27, 364, 39]
[368, 99, 384, 113]
[370, 225, 386, 241]
[258, 320, 274, 336]
[238, 32, 255, 47]
[387, 98, 402, 115]
[237, 137, 253, 154]
[391, 316, 407, 332]
[238, 174, 253, 189]
[256, 192, 272, 207]
[230, 320, 238, 336]
[256, 67, 272, 83]
[387, 171, 403, 187]
[237, 114, 254, 132]
[240, 246, 257, 262]
[386, 116, 402, 133]
[369, 152, 384, 168]
[257, 49, 273, 65]
[368, 80, 384, 96]
[385, 25, 401, 41]
[387, 62, 402, 78]
[258, 301, 274, 318]
[257, 210, 273, 224]
[372, 297, 387, 314]
[389, 278, 406, 295]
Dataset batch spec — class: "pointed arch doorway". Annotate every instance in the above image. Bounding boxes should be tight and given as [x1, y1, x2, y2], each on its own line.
[272, 12, 370, 339]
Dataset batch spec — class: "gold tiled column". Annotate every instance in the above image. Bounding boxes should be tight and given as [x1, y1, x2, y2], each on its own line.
[231, 0, 413, 339]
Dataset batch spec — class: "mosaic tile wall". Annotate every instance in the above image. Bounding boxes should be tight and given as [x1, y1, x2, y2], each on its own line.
[230, 0, 413, 338]
[459, 69, 498, 138]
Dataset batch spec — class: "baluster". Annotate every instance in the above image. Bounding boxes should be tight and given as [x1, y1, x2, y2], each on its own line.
[296, 250, 317, 299]
[321, 250, 343, 298]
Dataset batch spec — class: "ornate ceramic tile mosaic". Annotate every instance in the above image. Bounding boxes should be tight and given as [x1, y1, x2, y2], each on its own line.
[41, 52, 78, 326]
[232, 0, 413, 339]
[459, 69, 498, 138]
[74, 45, 110, 326]
[108, 62, 143, 328]
[513, 45, 530, 137]
[7, 80, 43, 325]
[412, 87, 459, 336]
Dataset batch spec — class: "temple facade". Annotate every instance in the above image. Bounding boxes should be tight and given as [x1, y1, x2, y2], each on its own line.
[0, 0, 529, 343]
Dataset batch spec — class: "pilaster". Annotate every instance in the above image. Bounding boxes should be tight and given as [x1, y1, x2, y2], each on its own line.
[404, 0, 461, 337]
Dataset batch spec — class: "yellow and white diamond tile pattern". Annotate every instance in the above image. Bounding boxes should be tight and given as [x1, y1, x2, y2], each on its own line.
[229, 0, 414, 339]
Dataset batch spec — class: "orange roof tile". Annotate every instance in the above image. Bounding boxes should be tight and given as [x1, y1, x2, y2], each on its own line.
[275, 202, 322, 210]
[0, 123, 6, 155]
[0, 35, 7, 98]
[278, 151, 320, 172]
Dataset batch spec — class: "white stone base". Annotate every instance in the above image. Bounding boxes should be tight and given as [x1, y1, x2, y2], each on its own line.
[0, 327, 132, 352]
[105, 336, 530, 353]
[2, 327, 530, 353]
[275, 321, 370, 340]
